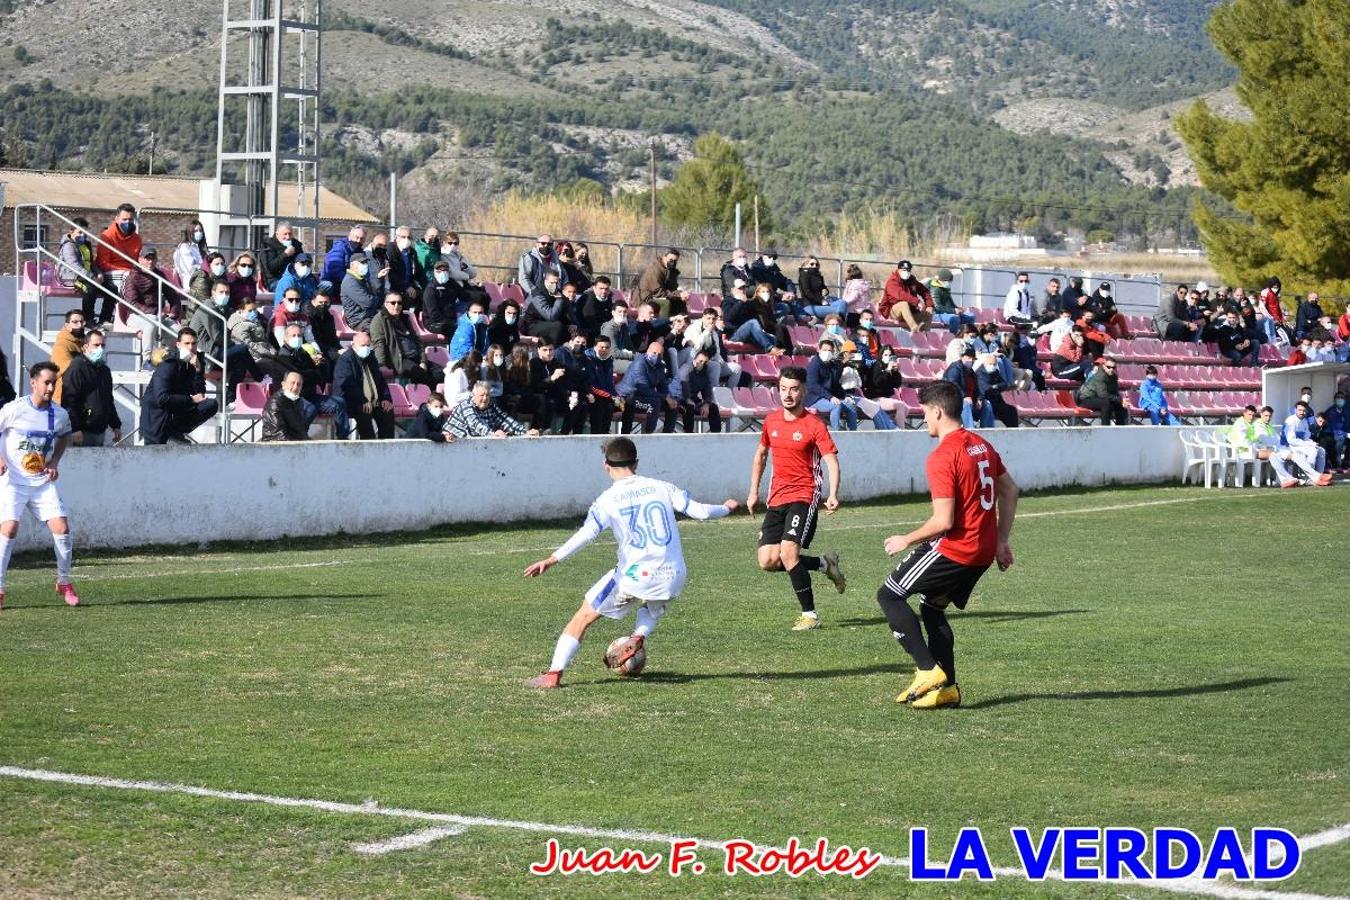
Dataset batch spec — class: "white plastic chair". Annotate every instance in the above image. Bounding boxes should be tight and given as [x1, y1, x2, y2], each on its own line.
[1199, 430, 1236, 488]
[1179, 429, 1222, 488]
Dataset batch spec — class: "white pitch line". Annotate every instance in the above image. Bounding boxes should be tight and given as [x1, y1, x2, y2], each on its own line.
[0, 765, 1344, 900]
[39, 560, 350, 583]
[1299, 823, 1350, 853]
[352, 825, 465, 855]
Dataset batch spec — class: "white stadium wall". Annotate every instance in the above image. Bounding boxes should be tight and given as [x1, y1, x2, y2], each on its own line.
[15, 428, 1184, 553]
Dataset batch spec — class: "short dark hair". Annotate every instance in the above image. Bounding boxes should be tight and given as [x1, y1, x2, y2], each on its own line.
[1295, 401, 1311, 412]
[664, 248, 680, 258]
[1260, 405, 1274, 414]
[1243, 404, 1257, 414]
[919, 381, 963, 419]
[178, 326, 198, 341]
[779, 366, 807, 384]
[116, 202, 136, 215]
[603, 437, 638, 468]
[1145, 365, 1158, 375]
[64, 309, 84, 323]
[593, 335, 611, 346]
[428, 391, 446, 405]
[594, 275, 611, 286]
[498, 300, 519, 314]
[82, 328, 105, 346]
[29, 361, 58, 379]
[72, 216, 89, 229]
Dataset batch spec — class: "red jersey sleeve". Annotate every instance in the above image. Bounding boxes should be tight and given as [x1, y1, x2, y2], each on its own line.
[926, 447, 955, 499]
[811, 415, 838, 456]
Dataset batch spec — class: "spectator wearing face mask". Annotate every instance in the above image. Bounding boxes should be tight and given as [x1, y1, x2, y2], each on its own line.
[518, 234, 563, 297]
[273, 252, 319, 309]
[880, 260, 932, 331]
[189, 252, 228, 311]
[140, 328, 218, 445]
[1052, 327, 1091, 384]
[750, 248, 795, 308]
[422, 260, 459, 339]
[928, 268, 974, 334]
[1005, 325, 1045, 391]
[306, 285, 341, 362]
[720, 248, 755, 302]
[260, 371, 309, 442]
[671, 350, 724, 433]
[436, 231, 491, 313]
[521, 272, 572, 346]
[224, 253, 259, 312]
[1040, 277, 1065, 323]
[275, 324, 349, 439]
[48, 310, 86, 406]
[1003, 272, 1036, 327]
[636, 249, 689, 318]
[57, 219, 111, 326]
[406, 391, 455, 443]
[797, 257, 846, 321]
[448, 382, 540, 439]
[414, 228, 443, 279]
[227, 296, 290, 386]
[550, 333, 594, 435]
[1062, 276, 1087, 313]
[385, 226, 426, 307]
[865, 347, 905, 415]
[806, 338, 859, 431]
[334, 331, 394, 440]
[600, 301, 637, 372]
[975, 352, 1019, 428]
[1217, 311, 1260, 367]
[60, 329, 121, 448]
[1086, 282, 1132, 339]
[840, 264, 872, 322]
[1321, 392, 1349, 472]
[946, 323, 979, 364]
[481, 344, 507, 399]
[259, 222, 304, 291]
[449, 300, 491, 364]
[942, 347, 993, 429]
[1077, 358, 1129, 426]
[585, 335, 618, 434]
[617, 339, 677, 434]
[684, 306, 741, 389]
[173, 221, 207, 289]
[1283, 402, 1333, 483]
[271, 285, 313, 347]
[190, 280, 259, 404]
[443, 351, 483, 408]
[95, 203, 142, 285]
[323, 224, 366, 285]
[557, 241, 592, 295]
[501, 346, 549, 427]
[577, 276, 615, 339]
[488, 300, 521, 355]
[371, 293, 443, 388]
[120, 247, 183, 324]
[341, 252, 381, 331]
[1294, 292, 1325, 341]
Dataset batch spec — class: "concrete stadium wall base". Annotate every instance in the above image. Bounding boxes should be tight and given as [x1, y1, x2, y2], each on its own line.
[15, 427, 1184, 553]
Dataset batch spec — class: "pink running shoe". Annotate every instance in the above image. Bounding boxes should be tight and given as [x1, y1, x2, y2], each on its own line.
[528, 670, 562, 689]
[56, 582, 80, 606]
[1315, 473, 1334, 487]
[1280, 479, 1299, 489]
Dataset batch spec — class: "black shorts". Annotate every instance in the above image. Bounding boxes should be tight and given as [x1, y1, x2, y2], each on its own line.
[882, 541, 988, 610]
[759, 501, 819, 549]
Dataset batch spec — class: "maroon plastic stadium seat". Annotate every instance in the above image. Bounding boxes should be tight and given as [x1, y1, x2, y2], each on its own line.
[235, 381, 270, 413]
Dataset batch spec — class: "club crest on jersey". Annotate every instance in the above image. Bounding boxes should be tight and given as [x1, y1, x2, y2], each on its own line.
[623, 563, 652, 579]
[792, 431, 803, 442]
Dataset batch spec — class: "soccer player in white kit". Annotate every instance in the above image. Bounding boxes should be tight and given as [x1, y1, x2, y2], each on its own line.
[0, 362, 78, 611]
[524, 437, 739, 689]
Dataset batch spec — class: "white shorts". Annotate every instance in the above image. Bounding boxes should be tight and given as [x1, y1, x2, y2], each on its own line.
[585, 570, 670, 623]
[0, 480, 67, 523]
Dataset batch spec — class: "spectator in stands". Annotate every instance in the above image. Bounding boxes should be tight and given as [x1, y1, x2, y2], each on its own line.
[854, 310, 881, 360]
[95, 203, 142, 286]
[1038, 306, 1074, 347]
[387, 225, 426, 307]
[797, 256, 845, 322]
[1003, 271, 1035, 326]
[750, 249, 795, 309]
[370, 293, 443, 387]
[226, 252, 259, 311]
[446, 299, 488, 364]
[364, 232, 393, 296]
[929, 268, 974, 333]
[629, 301, 671, 352]
[806, 338, 859, 431]
[1078, 358, 1129, 426]
[670, 349, 723, 433]
[557, 241, 592, 295]
[501, 345, 548, 427]
[421, 259, 458, 339]
[1077, 309, 1110, 360]
[1137, 365, 1180, 425]
[481, 345, 507, 399]
[406, 391, 455, 443]
[334, 331, 394, 440]
[1087, 281, 1131, 339]
[664, 313, 692, 379]
[618, 339, 677, 434]
[724, 281, 783, 355]
[307, 284, 342, 363]
[946, 323, 978, 364]
[121, 248, 181, 323]
[1062, 275, 1086, 313]
[444, 350, 482, 408]
[719, 248, 755, 301]
[57, 218, 110, 327]
[841, 264, 872, 320]
[260, 371, 309, 442]
[1040, 277, 1065, 323]
[271, 284, 313, 347]
[942, 347, 992, 428]
[517, 234, 561, 296]
[865, 347, 905, 415]
[487, 300, 520, 355]
[1294, 294, 1327, 342]
[323, 224, 366, 285]
[637, 249, 688, 317]
[273, 252, 319, 310]
[585, 335, 617, 434]
[551, 333, 594, 435]
[573, 242, 595, 283]
[521, 272, 572, 346]
[140, 328, 217, 445]
[977, 353, 1019, 428]
[1052, 327, 1092, 384]
[1283, 402, 1332, 481]
[1286, 336, 1312, 367]
[600, 301, 637, 373]
[173, 220, 207, 289]
[188, 252, 226, 311]
[448, 381, 540, 439]
[414, 227, 442, 276]
[228, 295, 288, 386]
[577, 276, 615, 339]
[275, 325, 348, 439]
[340, 253, 381, 331]
[1237, 297, 1264, 345]
[836, 343, 897, 430]
[998, 326, 1039, 391]
[258, 222, 303, 291]
[971, 323, 1002, 362]
[48, 310, 85, 405]
[1218, 311, 1260, 367]
[1259, 277, 1289, 341]
[1155, 283, 1195, 342]
[1321, 392, 1348, 471]
[61, 329, 121, 447]
[1308, 331, 1338, 363]
[526, 341, 567, 432]
[190, 280, 255, 404]
[880, 260, 932, 331]
[441, 232, 491, 311]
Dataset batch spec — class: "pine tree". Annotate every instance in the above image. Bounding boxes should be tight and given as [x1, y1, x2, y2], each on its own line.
[659, 133, 770, 233]
[1177, 0, 1350, 296]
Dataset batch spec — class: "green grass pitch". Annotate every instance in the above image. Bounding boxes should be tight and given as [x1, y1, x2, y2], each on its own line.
[0, 484, 1346, 898]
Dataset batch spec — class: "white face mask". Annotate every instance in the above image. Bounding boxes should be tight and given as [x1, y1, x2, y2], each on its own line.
[281, 388, 300, 401]
[396, 237, 411, 251]
[354, 345, 372, 359]
[213, 293, 230, 307]
[435, 271, 450, 284]
[818, 350, 834, 363]
[284, 300, 299, 313]
[492, 354, 504, 366]
[238, 265, 253, 277]
[427, 405, 444, 418]
[286, 336, 302, 349]
[193, 229, 204, 242]
[355, 263, 369, 277]
[294, 265, 310, 279]
[178, 346, 194, 361]
[733, 256, 747, 267]
[468, 312, 482, 325]
[210, 263, 226, 277]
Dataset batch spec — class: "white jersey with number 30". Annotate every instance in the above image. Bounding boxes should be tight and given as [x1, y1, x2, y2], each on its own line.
[553, 475, 731, 600]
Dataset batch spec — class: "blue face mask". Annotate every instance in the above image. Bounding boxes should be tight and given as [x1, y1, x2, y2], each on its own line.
[117, 220, 136, 236]
[435, 271, 450, 285]
[86, 346, 106, 364]
[246, 310, 259, 322]
[354, 345, 372, 359]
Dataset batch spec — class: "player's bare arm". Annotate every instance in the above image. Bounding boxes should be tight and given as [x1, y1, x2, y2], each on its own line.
[746, 444, 768, 514]
[822, 452, 841, 513]
[884, 497, 955, 557]
[994, 472, 1019, 571]
[524, 556, 559, 578]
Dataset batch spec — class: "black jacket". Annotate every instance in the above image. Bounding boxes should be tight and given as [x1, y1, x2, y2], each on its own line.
[261, 393, 309, 442]
[276, 345, 330, 400]
[61, 354, 121, 433]
[488, 311, 520, 354]
[308, 303, 341, 356]
[719, 261, 754, 299]
[333, 349, 391, 413]
[797, 266, 829, 305]
[140, 357, 208, 443]
[577, 288, 614, 338]
[422, 281, 458, 337]
[406, 403, 450, 442]
[259, 236, 303, 290]
[387, 245, 426, 300]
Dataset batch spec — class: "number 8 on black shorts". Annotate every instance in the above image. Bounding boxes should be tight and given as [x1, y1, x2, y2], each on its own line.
[758, 500, 819, 549]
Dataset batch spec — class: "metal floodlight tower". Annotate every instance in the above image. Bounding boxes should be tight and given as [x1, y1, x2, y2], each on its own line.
[213, 0, 322, 252]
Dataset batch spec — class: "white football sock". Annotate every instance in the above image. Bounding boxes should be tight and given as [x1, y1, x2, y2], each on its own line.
[53, 533, 73, 583]
[634, 607, 658, 638]
[549, 634, 581, 672]
[0, 535, 12, 590]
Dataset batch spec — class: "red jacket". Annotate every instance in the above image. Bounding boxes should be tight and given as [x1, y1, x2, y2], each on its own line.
[1075, 316, 1110, 346]
[95, 222, 143, 273]
[1260, 287, 1285, 324]
[880, 272, 931, 319]
[1337, 311, 1350, 342]
[1055, 335, 1085, 363]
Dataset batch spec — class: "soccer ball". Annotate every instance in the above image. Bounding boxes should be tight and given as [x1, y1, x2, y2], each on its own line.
[604, 636, 647, 677]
